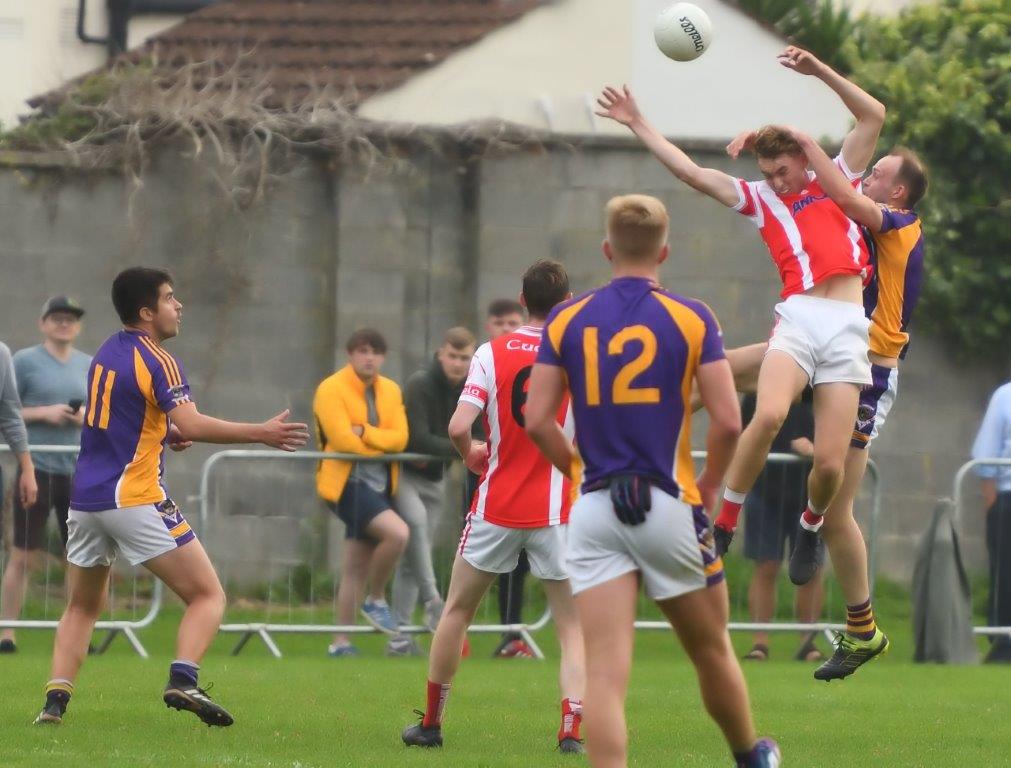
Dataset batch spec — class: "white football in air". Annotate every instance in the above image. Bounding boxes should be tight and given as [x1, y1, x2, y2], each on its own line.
[654, 2, 713, 62]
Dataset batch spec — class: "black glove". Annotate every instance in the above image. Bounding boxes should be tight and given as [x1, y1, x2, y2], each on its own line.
[609, 475, 652, 526]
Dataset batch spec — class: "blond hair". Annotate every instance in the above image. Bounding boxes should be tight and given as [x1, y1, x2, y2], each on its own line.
[605, 194, 669, 262]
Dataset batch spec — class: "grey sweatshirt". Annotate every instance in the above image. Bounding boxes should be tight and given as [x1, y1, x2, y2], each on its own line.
[0, 342, 29, 454]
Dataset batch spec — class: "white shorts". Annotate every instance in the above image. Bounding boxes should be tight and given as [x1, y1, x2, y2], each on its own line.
[66, 501, 196, 568]
[852, 364, 899, 449]
[458, 514, 568, 582]
[566, 489, 724, 601]
[768, 294, 872, 386]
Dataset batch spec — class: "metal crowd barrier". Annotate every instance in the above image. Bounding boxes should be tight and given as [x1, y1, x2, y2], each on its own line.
[0, 445, 162, 657]
[198, 449, 881, 657]
[952, 458, 1011, 641]
[198, 450, 552, 658]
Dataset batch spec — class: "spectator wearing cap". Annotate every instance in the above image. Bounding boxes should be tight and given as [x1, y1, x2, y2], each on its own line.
[0, 297, 91, 652]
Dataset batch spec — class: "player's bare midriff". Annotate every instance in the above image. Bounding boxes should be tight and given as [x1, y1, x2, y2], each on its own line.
[802, 273, 863, 305]
[868, 351, 899, 369]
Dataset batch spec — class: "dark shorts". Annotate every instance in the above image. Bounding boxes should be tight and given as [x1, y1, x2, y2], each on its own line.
[8, 469, 73, 550]
[329, 478, 393, 540]
[742, 465, 809, 563]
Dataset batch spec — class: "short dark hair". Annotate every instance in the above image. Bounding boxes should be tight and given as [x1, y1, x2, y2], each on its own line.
[442, 326, 476, 350]
[486, 298, 524, 319]
[345, 327, 387, 355]
[112, 267, 173, 324]
[891, 146, 928, 208]
[521, 260, 569, 319]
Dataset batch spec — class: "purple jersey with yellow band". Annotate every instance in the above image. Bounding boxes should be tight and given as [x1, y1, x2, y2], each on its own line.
[864, 206, 925, 359]
[536, 277, 725, 505]
[71, 330, 192, 512]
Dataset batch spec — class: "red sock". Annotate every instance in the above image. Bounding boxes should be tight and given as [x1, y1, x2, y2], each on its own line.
[424, 680, 451, 728]
[715, 488, 747, 532]
[558, 697, 583, 741]
[800, 504, 824, 531]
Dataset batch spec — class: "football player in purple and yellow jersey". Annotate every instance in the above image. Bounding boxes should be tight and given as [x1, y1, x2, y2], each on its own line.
[526, 195, 780, 768]
[35, 268, 308, 728]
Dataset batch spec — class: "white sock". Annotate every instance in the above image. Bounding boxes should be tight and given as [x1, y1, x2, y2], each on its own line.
[723, 488, 748, 504]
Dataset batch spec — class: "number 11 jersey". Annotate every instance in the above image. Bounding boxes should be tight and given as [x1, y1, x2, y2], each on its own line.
[71, 329, 192, 512]
[535, 277, 725, 506]
[460, 325, 573, 529]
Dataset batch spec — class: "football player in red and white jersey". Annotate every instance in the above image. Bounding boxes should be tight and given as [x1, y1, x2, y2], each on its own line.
[597, 46, 891, 674]
[402, 260, 586, 754]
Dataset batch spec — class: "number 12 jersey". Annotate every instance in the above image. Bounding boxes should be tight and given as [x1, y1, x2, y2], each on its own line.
[535, 277, 725, 506]
[460, 325, 573, 528]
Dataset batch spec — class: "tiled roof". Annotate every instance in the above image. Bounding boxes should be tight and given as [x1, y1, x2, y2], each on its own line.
[132, 0, 544, 105]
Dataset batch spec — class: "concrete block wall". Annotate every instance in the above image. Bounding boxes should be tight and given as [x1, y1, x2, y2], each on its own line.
[0, 135, 1001, 586]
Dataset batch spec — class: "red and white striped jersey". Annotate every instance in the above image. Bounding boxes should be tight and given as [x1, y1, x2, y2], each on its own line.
[459, 326, 573, 528]
[733, 155, 870, 299]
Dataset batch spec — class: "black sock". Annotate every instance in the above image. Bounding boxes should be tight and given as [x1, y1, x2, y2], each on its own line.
[44, 679, 73, 712]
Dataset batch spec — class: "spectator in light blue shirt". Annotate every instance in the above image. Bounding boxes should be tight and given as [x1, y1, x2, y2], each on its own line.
[0, 297, 91, 652]
[972, 381, 1011, 663]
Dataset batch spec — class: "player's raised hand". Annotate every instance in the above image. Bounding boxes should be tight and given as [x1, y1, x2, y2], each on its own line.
[726, 130, 758, 159]
[595, 85, 643, 127]
[260, 409, 310, 452]
[777, 45, 824, 76]
[783, 125, 817, 150]
[465, 441, 489, 475]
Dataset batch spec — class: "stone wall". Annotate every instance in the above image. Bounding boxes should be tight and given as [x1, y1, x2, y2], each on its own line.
[0, 135, 1000, 584]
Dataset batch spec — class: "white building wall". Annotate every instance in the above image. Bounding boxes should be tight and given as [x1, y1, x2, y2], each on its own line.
[360, 0, 855, 142]
[362, 0, 632, 135]
[0, 1, 179, 127]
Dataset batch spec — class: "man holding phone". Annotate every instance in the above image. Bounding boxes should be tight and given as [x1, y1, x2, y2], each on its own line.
[0, 296, 91, 653]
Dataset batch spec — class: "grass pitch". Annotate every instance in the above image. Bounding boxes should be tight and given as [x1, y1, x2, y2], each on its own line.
[2, 600, 1008, 768]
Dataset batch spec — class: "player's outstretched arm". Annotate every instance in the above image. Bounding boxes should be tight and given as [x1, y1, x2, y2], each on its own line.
[169, 402, 309, 452]
[447, 402, 489, 475]
[525, 363, 575, 476]
[694, 359, 742, 512]
[791, 129, 884, 231]
[779, 45, 885, 176]
[596, 85, 740, 208]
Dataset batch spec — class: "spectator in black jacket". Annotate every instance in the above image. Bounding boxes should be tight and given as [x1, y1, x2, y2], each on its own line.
[388, 327, 476, 655]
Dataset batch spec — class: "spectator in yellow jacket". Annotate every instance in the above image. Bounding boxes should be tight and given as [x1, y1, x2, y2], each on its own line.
[314, 328, 409, 657]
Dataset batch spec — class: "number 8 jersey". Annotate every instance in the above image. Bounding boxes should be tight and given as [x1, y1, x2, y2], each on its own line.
[460, 325, 573, 528]
[536, 277, 725, 506]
